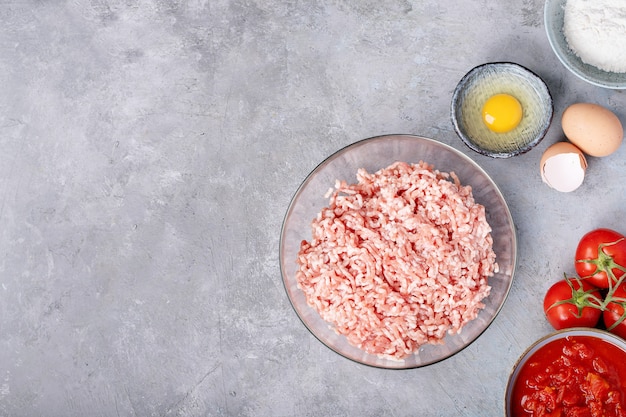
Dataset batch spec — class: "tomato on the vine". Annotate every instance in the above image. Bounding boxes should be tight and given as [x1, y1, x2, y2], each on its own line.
[543, 277, 602, 330]
[575, 228, 626, 289]
[603, 283, 626, 339]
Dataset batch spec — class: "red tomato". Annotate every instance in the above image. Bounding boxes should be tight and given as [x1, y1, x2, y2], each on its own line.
[575, 228, 626, 289]
[543, 278, 602, 330]
[603, 283, 626, 340]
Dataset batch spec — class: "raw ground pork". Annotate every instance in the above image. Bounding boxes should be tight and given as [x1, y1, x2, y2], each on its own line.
[296, 161, 498, 359]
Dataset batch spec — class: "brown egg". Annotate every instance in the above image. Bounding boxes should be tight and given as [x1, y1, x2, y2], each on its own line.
[561, 103, 623, 157]
[540, 142, 587, 192]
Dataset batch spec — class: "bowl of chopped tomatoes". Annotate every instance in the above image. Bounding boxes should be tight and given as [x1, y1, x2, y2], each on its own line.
[505, 328, 626, 416]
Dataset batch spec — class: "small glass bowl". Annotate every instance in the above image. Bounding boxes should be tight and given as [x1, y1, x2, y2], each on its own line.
[451, 62, 553, 158]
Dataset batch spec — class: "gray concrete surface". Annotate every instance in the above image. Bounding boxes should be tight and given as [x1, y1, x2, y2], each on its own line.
[1, 1, 625, 416]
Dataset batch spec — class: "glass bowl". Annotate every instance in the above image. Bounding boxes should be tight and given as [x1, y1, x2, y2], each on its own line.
[545, 0, 626, 89]
[279, 134, 517, 369]
[505, 328, 626, 416]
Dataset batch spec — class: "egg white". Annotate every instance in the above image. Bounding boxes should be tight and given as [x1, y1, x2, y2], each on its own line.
[460, 71, 550, 154]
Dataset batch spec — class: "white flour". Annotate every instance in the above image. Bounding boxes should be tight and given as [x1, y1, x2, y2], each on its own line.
[563, 0, 626, 73]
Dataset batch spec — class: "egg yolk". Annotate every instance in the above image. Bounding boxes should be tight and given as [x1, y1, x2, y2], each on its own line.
[482, 93, 523, 133]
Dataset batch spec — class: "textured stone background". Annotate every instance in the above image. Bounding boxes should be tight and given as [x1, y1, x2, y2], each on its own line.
[1, 1, 625, 416]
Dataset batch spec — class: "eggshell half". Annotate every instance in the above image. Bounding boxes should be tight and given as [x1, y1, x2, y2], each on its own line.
[540, 142, 587, 192]
[562, 103, 623, 157]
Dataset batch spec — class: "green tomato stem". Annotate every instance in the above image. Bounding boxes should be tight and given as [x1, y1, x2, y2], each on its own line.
[575, 238, 626, 311]
[546, 276, 604, 317]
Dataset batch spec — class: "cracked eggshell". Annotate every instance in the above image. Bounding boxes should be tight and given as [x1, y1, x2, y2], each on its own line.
[540, 142, 587, 192]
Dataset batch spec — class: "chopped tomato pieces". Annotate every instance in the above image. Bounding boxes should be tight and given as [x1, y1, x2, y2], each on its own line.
[511, 336, 626, 417]
[585, 372, 609, 402]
